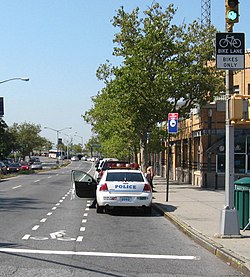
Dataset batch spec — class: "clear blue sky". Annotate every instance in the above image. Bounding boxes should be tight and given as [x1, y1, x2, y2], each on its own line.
[0, 1, 249, 147]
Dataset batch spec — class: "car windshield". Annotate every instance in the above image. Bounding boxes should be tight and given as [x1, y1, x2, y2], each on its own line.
[106, 172, 144, 182]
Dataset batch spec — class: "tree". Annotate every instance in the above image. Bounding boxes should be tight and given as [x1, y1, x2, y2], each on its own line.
[8, 122, 49, 159]
[0, 118, 17, 159]
[84, 2, 224, 170]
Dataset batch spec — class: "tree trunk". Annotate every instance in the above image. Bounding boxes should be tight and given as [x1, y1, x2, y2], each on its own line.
[140, 137, 148, 173]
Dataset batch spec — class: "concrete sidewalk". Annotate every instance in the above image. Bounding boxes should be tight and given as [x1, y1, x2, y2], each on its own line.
[152, 176, 250, 276]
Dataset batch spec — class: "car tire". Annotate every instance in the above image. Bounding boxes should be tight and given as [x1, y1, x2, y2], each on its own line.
[144, 206, 152, 215]
[96, 204, 104, 214]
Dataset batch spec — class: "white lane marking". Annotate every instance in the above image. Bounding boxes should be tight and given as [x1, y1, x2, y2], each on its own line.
[56, 174, 59, 176]
[0, 248, 200, 260]
[48, 176, 52, 179]
[30, 236, 49, 241]
[76, 236, 84, 242]
[82, 219, 87, 223]
[56, 203, 60, 206]
[83, 213, 88, 217]
[52, 207, 57, 210]
[62, 197, 66, 200]
[22, 234, 30, 240]
[80, 227, 86, 232]
[40, 218, 47, 223]
[12, 185, 22, 190]
[32, 225, 40, 231]
[59, 200, 63, 203]
[85, 207, 90, 211]
[86, 203, 91, 207]
[34, 180, 40, 183]
[47, 212, 52, 216]
[57, 237, 76, 241]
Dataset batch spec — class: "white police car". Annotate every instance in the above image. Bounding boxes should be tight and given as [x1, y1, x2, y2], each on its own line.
[96, 167, 152, 214]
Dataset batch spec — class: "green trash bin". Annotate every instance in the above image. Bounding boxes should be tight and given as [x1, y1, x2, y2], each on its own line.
[234, 177, 250, 230]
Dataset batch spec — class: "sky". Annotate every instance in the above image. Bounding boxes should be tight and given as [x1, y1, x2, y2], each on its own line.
[0, 0, 249, 147]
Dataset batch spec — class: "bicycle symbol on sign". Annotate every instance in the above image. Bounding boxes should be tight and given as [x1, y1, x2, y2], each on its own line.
[219, 35, 241, 48]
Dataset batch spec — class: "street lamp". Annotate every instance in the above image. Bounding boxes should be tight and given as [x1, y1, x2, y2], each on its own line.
[44, 126, 72, 163]
[0, 77, 29, 117]
[74, 134, 84, 153]
[62, 131, 77, 159]
[0, 77, 29, 84]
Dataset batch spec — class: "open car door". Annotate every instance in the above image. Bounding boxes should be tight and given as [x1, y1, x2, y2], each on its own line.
[71, 170, 97, 198]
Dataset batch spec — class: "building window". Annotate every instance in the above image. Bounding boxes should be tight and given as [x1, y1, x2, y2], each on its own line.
[233, 85, 239, 93]
[197, 141, 201, 171]
[217, 136, 250, 174]
[217, 153, 225, 173]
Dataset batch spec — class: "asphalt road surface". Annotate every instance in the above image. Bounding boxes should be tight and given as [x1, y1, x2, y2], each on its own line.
[0, 160, 246, 276]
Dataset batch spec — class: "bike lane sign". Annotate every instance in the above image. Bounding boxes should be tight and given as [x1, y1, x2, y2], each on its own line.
[216, 32, 245, 70]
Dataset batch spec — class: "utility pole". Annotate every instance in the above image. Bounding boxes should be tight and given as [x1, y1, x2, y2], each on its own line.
[219, 0, 240, 236]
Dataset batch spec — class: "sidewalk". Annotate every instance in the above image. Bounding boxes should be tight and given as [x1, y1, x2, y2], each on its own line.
[152, 176, 250, 276]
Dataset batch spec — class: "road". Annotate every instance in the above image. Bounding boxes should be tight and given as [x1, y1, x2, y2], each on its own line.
[0, 160, 245, 276]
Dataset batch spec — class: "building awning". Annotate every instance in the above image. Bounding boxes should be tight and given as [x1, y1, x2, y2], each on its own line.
[206, 137, 225, 154]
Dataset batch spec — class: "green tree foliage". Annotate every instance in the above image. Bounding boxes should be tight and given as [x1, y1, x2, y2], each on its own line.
[83, 2, 224, 168]
[8, 122, 50, 159]
[0, 118, 17, 159]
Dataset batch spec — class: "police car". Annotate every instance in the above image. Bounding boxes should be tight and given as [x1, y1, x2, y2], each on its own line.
[96, 165, 152, 214]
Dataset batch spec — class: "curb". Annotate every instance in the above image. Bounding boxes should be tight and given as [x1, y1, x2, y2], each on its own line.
[153, 203, 250, 277]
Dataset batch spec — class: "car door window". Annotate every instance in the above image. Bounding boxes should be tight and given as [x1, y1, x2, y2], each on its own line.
[71, 170, 97, 198]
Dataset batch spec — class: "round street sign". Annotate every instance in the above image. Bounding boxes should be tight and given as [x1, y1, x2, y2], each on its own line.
[170, 119, 176, 128]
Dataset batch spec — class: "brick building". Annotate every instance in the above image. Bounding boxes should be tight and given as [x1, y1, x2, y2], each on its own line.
[162, 51, 250, 189]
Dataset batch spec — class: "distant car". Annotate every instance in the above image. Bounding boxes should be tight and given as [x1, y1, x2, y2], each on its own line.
[30, 161, 43, 170]
[0, 161, 7, 175]
[71, 156, 79, 161]
[96, 167, 152, 214]
[81, 156, 88, 161]
[29, 157, 40, 164]
[6, 163, 21, 173]
[20, 162, 30, 170]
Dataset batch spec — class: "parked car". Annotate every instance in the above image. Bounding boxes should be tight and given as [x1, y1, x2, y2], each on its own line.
[0, 161, 7, 175]
[96, 166, 152, 214]
[30, 161, 43, 170]
[19, 161, 30, 170]
[6, 163, 21, 174]
[94, 158, 119, 182]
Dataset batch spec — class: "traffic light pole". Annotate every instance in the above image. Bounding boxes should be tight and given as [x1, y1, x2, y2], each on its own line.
[219, 24, 240, 236]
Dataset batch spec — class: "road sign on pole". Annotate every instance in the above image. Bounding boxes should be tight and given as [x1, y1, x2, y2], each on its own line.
[216, 32, 245, 70]
[168, 113, 178, 133]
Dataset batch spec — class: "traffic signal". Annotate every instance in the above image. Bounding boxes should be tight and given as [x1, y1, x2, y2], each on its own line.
[230, 94, 243, 121]
[226, 0, 239, 24]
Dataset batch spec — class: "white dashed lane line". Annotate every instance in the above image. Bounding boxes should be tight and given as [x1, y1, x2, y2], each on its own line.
[32, 225, 40, 231]
[22, 189, 90, 242]
[12, 185, 22, 190]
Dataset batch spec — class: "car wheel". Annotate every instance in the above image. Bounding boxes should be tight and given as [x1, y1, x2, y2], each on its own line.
[96, 204, 104, 214]
[144, 206, 152, 215]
